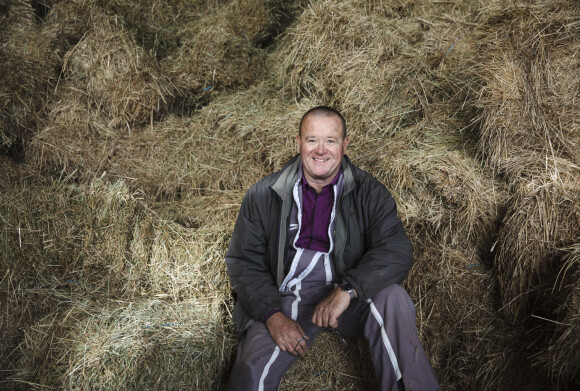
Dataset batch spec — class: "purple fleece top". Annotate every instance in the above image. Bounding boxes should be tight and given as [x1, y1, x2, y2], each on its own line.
[295, 171, 341, 252]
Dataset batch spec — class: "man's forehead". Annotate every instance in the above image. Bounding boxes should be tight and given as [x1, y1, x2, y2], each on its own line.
[304, 111, 342, 123]
[301, 112, 343, 131]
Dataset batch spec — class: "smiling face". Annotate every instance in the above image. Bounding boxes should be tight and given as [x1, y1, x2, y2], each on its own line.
[296, 113, 349, 193]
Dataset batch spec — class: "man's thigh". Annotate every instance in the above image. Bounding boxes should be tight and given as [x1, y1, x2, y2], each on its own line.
[337, 297, 368, 337]
[231, 318, 322, 391]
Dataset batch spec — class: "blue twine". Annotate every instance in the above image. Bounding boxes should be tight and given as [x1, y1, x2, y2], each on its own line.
[144, 322, 181, 329]
[442, 35, 464, 60]
[467, 263, 481, 270]
[65, 279, 103, 290]
[203, 85, 213, 91]
[314, 370, 327, 376]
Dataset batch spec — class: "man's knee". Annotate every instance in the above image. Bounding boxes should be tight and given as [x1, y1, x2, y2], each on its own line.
[230, 359, 258, 390]
[372, 284, 415, 314]
[230, 344, 280, 390]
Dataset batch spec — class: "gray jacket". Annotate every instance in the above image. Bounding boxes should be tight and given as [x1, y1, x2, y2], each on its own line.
[226, 154, 413, 336]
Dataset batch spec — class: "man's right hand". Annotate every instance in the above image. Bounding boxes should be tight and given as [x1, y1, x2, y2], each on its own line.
[265, 312, 309, 357]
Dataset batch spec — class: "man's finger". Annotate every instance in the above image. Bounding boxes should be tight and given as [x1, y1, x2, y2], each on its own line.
[328, 314, 339, 328]
[312, 306, 326, 327]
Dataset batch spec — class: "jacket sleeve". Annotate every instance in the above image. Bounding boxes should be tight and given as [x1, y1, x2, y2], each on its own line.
[225, 185, 282, 322]
[344, 176, 413, 300]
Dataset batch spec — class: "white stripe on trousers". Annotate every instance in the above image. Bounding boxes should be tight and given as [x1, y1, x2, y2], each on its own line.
[369, 301, 403, 381]
[258, 347, 280, 391]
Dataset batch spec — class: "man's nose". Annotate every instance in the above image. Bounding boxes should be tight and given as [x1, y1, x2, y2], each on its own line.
[315, 142, 326, 154]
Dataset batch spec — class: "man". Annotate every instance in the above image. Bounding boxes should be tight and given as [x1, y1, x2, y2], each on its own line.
[226, 106, 439, 391]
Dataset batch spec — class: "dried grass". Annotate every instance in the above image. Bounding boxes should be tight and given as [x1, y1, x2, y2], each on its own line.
[494, 175, 580, 320]
[405, 238, 494, 390]
[1, 179, 233, 387]
[7, 298, 234, 390]
[163, 0, 300, 109]
[0, 177, 233, 301]
[473, 0, 580, 328]
[353, 117, 504, 251]
[56, 7, 175, 128]
[275, 0, 423, 139]
[0, 0, 59, 152]
[95, 0, 214, 58]
[280, 331, 379, 391]
[475, 0, 580, 175]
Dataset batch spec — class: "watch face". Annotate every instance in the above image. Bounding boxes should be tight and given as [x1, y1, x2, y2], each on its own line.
[341, 282, 353, 292]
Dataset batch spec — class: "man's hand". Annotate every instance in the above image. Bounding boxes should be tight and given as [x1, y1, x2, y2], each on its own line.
[312, 287, 352, 328]
[266, 312, 309, 357]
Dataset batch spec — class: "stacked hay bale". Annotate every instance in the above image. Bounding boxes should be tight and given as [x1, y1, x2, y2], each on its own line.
[0, 0, 59, 157]
[280, 331, 379, 391]
[0, 179, 235, 389]
[1, 180, 147, 385]
[16, 299, 233, 391]
[473, 0, 580, 386]
[28, 0, 175, 179]
[536, 245, 580, 384]
[94, 0, 213, 59]
[26, 0, 301, 206]
[163, 0, 302, 110]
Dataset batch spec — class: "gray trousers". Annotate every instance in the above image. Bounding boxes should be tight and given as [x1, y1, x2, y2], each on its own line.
[229, 284, 440, 391]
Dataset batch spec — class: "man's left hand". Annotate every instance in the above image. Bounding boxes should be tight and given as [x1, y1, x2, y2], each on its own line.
[311, 287, 351, 328]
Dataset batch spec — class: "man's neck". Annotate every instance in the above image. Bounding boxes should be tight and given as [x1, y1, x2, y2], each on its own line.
[303, 172, 340, 194]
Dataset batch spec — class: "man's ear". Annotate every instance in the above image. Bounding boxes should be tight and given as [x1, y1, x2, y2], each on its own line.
[343, 136, 350, 150]
[296, 134, 301, 153]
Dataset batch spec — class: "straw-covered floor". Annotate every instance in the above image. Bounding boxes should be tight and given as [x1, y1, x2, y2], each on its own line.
[1, 0, 578, 390]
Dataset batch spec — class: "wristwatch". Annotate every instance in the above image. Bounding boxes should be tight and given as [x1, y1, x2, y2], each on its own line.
[340, 281, 356, 301]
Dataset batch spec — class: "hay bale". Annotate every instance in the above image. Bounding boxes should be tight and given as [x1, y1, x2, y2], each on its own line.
[28, 87, 279, 201]
[475, 0, 580, 176]
[96, 0, 213, 58]
[6, 298, 234, 390]
[163, 0, 299, 109]
[467, 313, 556, 391]
[532, 244, 580, 385]
[41, 1, 100, 50]
[404, 238, 495, 390]
[0, 180, 151, 297]
[472, 0, 580, 324]
[0, 178, 234, 379]
[47, 2, 175, 129]
[467, 2, 580, 386]
[275, 0, 424, 139]
[280, 331, 379, 391]
[351, 117, 504, 251]
[0, 179, 150, 384]
[0, 178, 233, 302]
[108, 111, 268, 200]
[494, 175, 580, 320]
[406, 235, 571, 390]
[0, 0, 59, 154]
[27, 93, 116, 179]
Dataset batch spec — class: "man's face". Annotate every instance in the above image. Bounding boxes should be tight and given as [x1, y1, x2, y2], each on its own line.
[296, 114, 349, 191]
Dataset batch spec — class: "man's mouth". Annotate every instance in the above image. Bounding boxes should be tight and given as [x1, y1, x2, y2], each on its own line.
[313, 157, 330, 162]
